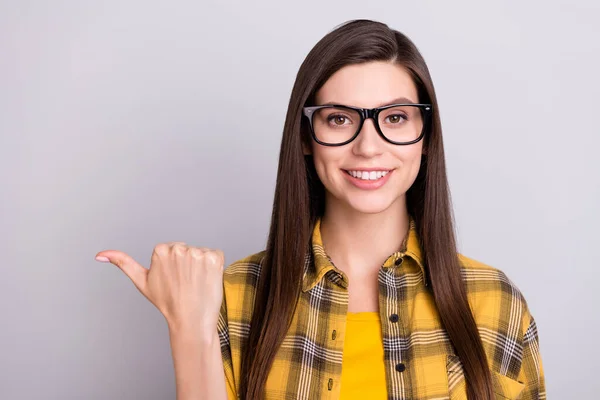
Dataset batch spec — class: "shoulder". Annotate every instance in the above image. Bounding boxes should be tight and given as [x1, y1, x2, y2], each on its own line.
[223, 250, 267, 283]
[458, 253, 524, 296]
[457, 253, 534, 332]
[457, 254, 541, 378]
[458, 253, 505, 274]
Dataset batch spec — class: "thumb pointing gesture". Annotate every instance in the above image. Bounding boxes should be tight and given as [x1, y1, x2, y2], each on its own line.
[96, 243, 225, 333]
[95, 251, 150, 297]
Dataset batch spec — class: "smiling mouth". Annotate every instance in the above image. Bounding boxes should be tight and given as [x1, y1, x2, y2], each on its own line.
[343, 169, 392, 181]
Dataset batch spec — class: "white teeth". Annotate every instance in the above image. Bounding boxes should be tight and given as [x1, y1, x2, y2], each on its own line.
[347, 170, 389, 180]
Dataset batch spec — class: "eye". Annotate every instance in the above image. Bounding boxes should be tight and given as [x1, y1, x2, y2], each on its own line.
[327, 114, 352, 126]
[385, 113, 408, 124]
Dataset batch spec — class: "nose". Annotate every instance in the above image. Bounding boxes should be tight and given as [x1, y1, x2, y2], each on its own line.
[351, 117, 384, 157]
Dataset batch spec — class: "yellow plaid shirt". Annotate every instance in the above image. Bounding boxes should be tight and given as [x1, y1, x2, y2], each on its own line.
[218, 218, 546, 399]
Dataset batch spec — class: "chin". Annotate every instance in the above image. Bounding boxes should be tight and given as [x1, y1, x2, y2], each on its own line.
[344, 196, 398, 215]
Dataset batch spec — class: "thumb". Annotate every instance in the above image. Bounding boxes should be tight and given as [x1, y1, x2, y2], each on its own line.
[96, 250, 149, 295]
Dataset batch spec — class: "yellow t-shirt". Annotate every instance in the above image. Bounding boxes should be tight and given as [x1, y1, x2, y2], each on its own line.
[339, 311, 387, 399]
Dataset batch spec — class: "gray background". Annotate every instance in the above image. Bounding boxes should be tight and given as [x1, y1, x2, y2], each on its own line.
[1, 0, 598, 398]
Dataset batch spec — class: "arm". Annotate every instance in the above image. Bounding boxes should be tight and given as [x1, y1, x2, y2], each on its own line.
[518, 313, 546, 399]
[169, 325, 229, 400]
[168, 285, 237, 400]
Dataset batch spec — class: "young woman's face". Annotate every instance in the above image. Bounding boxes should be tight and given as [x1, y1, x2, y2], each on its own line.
[305, 61, 425, 215]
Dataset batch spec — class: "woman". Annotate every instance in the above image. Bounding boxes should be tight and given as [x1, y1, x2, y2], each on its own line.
[96, 19, 545, 400]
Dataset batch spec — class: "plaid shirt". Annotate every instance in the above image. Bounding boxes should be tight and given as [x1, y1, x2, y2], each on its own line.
[218, 218, 546, 399]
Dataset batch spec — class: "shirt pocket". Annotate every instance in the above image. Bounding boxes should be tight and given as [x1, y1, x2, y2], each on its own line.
[446, 354, 525, 400]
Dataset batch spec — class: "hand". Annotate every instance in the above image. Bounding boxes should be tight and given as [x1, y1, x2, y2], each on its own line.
[95, 243, 225, 335]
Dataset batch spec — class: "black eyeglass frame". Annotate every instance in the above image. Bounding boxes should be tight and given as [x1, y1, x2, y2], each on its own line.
[302, 103, 433, 146]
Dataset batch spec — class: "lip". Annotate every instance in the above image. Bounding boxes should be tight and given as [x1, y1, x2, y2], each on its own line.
[343, 167, 393, 172]
[343, 169, 394, 190]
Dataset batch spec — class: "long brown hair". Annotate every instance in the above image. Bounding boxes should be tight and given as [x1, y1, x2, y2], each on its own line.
[239, 19, 495, 400]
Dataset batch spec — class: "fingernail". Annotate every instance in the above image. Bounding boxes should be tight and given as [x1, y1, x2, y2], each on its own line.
[95, 256, 110, 262]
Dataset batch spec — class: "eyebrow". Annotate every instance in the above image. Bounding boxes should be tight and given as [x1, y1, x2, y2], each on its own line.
[319, 96, 418, 108]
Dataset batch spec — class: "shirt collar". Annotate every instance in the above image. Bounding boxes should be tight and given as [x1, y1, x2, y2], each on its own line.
[302, 216, 427, 292]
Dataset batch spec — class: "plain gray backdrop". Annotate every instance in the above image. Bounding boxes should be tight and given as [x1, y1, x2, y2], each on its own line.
[1, 0, 598, 398]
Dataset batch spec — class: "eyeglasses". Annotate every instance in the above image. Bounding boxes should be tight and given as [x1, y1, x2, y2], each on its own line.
[302, 103, 432, 146]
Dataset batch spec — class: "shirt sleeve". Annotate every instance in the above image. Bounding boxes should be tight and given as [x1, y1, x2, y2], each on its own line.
[217, 291, 237, 400]
[518, 312, 546, 399]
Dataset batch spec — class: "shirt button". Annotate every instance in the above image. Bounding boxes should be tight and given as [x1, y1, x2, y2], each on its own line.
[394, 258, 403, 266]
[395, 363, 406, 372]
[331, 330, 337, 340]
[389, 314, 399, 323]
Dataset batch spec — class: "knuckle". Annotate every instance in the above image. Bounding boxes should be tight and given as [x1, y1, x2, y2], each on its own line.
[172, 244, 187, 256]
[153, 243, 169, 257]
[189, 247, 205, 260]
[205, 250, 224, 267]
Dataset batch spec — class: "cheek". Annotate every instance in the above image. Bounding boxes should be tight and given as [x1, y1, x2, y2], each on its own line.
[394, 146, 423, 178]
[311, 148, 343, 182]
[399, 141, 423, 163]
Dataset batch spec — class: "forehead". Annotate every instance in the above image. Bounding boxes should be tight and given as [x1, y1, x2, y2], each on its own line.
[315, 61, 418, 107]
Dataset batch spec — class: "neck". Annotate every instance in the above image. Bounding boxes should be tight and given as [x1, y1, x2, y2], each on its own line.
[320, 195, 410, 277]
